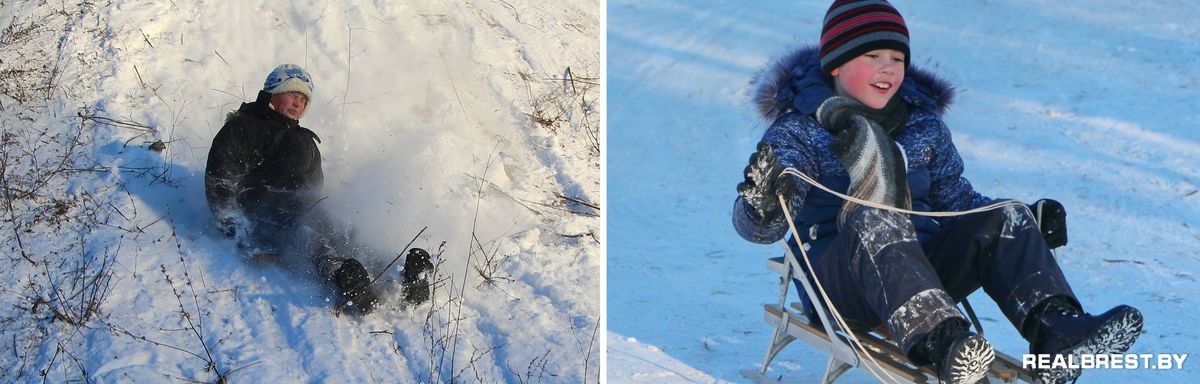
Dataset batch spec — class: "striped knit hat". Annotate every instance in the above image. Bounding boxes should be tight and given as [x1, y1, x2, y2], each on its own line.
[819, 0, 910, 75]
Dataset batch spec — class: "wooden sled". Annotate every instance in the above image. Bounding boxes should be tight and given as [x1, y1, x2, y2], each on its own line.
[740, 246, 1036, 384]
[247, 252, 282, 268]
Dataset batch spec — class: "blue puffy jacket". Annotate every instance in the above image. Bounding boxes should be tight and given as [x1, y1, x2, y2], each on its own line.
[733, 46, 993, 257]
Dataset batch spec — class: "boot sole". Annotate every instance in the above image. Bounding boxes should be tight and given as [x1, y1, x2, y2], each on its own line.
[1035, 306, 1144, 384]
[946, 334, 995, 384]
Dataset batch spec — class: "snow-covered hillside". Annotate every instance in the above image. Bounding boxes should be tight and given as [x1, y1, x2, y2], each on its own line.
[1, 1, 599, 382]
[608, 1, 1199, 383]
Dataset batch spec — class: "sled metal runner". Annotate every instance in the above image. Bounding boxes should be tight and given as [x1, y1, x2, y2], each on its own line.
[741, 244, 1035, 384]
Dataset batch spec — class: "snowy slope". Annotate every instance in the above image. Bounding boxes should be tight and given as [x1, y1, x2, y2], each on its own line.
[1, 1, 599, 383]
[608, 1, 1200, 383]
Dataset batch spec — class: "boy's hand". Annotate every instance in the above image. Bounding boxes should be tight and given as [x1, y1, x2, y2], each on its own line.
[738, 142, 795, 221]
[218, 218, 239, 238]
[215, 212, 246, 239]
[1030, 199, 1068, 248]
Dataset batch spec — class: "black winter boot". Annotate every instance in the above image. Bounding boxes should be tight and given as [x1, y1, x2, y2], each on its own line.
[915, 318, 994, 384]
[402, 248, 432, 305]
[1026, 297, 1143, 384]
[334, 258, 379, 314]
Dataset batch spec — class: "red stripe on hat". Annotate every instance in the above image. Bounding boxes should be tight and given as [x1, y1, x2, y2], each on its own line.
[820, 25, 909, 56]
[820, 13, 906, 46]
[824, 4, 901, 33]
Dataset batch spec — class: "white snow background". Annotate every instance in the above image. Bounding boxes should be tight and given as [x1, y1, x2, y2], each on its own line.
[608, 0, 1199, 383]
[1, 1, 599, 383]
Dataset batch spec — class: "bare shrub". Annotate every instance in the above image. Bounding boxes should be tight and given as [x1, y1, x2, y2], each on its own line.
[522, 66, 601, 160]
[0, 3, 166, 381]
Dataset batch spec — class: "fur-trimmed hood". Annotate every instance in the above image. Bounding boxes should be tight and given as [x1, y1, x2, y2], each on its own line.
[751, 45, 956, 122]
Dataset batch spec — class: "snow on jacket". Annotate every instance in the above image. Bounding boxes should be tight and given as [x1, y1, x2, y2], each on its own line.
[205, 90, 324, 224]
[732, 46, 993, 256]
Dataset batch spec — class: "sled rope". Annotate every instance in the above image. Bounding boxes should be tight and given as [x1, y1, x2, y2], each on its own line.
[779, 193, 906, 384]
[775, 167, 1026, 383]
[781, 168, 1028, 217]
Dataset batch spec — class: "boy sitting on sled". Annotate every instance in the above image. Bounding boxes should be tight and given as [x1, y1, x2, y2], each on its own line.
[733, 1, 1142, 382]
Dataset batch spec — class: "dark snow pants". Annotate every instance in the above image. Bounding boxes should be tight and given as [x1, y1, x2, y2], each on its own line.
[241, 190, 356, 280]
[802, 204, 1078, 360]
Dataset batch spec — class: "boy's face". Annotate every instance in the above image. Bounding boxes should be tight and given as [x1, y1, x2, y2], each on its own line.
[269, 91, 309, 120]
[831, 49, 906, 109]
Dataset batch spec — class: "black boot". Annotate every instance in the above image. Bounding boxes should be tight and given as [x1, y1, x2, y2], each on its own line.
[1026, 297, 1143, 384]
[334, 258, 379, 314]
[915, 318, 994, 384]
[402, 248, 432, 305]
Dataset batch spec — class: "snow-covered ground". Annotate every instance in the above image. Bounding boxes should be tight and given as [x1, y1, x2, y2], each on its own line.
[608, 1, 1200, 383]
[2, 1, 599, 382]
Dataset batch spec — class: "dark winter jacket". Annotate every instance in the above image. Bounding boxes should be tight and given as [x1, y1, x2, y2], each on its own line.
[205, 90, 324, 226]
[732, 46, 993, 257]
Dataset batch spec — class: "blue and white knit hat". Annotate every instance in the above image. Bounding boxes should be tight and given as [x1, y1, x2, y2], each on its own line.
[263, 64, 314, 100]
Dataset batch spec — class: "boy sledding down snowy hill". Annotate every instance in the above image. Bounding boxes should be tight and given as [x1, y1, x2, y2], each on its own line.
[205, 64, 432, 314]
[732, 1, 1143, 383]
